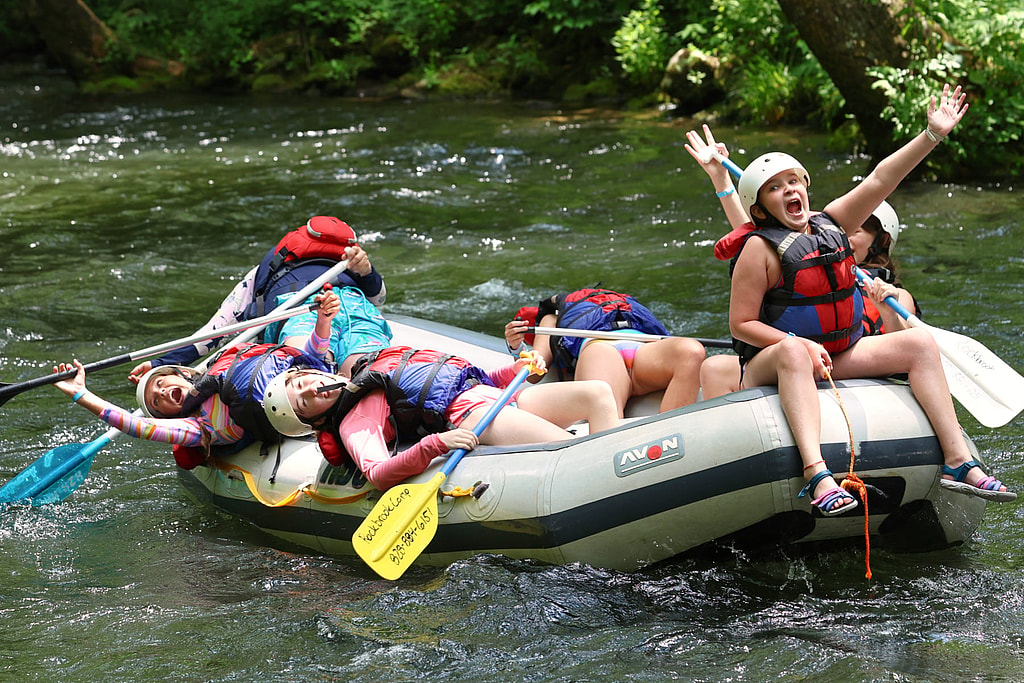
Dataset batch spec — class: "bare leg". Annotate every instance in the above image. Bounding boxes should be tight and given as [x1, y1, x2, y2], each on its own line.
[699, 354, 742, 400]
[632, 337, 705, 412]
[516, 379, 620, 433]
[743, 337, 846, 506]
[469, 406, 580, 445]
[832, 328, 1006, 492]
[574, 342, 632, 417]
[462, 380, 619, 444]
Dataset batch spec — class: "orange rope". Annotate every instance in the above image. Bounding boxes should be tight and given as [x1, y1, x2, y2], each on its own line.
[823, 369, 872, 580]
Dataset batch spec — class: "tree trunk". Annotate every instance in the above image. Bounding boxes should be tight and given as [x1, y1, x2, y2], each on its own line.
[23, 0, 115, 83]
[776, 0, 910, 158]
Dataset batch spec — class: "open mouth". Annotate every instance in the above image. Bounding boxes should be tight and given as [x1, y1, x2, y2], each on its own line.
[786, 198, 803, 216]
[169, 386, 185, 405]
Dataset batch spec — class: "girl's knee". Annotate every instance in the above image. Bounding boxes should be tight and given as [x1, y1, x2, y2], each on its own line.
[909, 328, 939, 354]
[577, 378, 612, 398]
[666, 337, 705, 360]
[576, 379, 616, 408]
[776, 336, 814, 371]
[682, 338, 708, 365]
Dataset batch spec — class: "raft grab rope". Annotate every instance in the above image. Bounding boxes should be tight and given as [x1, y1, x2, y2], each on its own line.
[823, 369, 872, 580]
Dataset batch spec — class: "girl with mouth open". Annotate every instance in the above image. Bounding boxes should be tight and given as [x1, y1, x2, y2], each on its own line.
[686, 83, 1014, 515]
[50, 288, 342, 466]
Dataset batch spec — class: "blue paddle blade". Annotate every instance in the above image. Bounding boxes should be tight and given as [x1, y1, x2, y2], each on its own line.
[0, 437, 109, 506]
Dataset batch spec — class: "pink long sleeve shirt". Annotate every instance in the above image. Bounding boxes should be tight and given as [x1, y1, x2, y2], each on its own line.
[337, 362, 521, 490]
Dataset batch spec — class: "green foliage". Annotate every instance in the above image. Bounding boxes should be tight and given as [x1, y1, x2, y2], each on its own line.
[676, 0, 842, 125]
[612, 0, 672, 90]
[868, 0, 1024, 178]
[15, 0, 1016, 178]
[525, 0, 634, 34]
[493, 34, 548, 87]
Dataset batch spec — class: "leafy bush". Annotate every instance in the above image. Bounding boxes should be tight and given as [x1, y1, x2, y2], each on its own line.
[869, 0, 1024, 178]
[612, 0, 672, 91]
[676, 0, 842, 124]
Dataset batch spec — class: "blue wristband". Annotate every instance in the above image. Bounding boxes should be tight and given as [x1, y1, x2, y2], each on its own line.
[72, 390, 86, 403]
[716, 186, 735, 198]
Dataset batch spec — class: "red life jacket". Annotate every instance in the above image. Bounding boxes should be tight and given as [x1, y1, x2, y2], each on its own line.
[859, 267, 921, 335]
[514, 305, 540, 345]
[274, 216, 356, 264]
[246, 216, 358, 319]
[733, 214, 864, 364]
[714, 222, 757, 260]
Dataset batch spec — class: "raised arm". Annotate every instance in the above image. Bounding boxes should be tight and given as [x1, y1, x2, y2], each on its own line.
[685, 124, 750, 231]
[344, 245, 387, 306]
[824, 83, 969, 232]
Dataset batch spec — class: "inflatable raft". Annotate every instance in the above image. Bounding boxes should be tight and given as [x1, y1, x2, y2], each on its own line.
[179, 315, 988, 572]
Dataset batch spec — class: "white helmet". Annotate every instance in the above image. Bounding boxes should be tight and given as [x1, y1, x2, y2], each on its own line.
[263, 369, 313, 437]
[737, 152, 811, 217]
[263, 368, 341, 437]
[870, 200, 901, 252]
[136, 365, 193, 418]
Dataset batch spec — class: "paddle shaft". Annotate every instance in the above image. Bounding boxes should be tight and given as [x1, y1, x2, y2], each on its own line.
[0, 303, 317, 406]
[529, 326, 733, 349]
[713, 151, 744, 179]
[224, 259, 350, 348]
[0, 259, 352, 506]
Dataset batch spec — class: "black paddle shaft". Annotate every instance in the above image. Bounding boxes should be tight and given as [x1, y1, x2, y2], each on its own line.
[0, 354, 134, 407]
[0, 302, 320, 408]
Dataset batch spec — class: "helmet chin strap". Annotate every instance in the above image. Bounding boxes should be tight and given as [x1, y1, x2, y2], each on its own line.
[751, 202, 787, 229]
[316, 381, 347, 394]
[866, 237, 883, 260]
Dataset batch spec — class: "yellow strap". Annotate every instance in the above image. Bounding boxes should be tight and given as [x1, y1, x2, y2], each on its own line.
[302, 486, 368, 505]
[214, 461, 367, 508]
[441, 485, 476, 498]
[214, 461, 305, 507]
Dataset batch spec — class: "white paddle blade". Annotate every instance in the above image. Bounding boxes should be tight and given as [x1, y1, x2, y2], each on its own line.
[907, 316, 1024, 428]
[940, 355, 1023, 428]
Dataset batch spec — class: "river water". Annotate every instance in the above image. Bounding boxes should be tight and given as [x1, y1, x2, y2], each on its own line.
[2, 63, 1024, 681]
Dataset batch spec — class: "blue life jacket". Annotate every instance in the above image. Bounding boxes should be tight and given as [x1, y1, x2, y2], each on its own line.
[332, 346, 494, 443]
[540, 289, 670, 373]
[179, 343, 333, 444]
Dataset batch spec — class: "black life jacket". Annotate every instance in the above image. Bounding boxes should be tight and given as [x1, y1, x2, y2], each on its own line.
[733, 213, 864, 364]
[179, 343, 333, 445]
[328, 346, 494, 445]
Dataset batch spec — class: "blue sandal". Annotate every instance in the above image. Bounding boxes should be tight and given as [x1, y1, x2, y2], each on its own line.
[799, 468, 859, 517]
[940, 460, 1017, 502]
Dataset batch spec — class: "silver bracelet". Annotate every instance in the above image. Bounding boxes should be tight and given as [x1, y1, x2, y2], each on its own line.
[925, 127, 945, 144]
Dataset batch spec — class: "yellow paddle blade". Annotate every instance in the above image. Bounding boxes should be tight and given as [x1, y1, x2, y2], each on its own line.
[352, 472, 445, 580]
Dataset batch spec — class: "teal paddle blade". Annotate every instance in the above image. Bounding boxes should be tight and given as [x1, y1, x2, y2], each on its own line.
[0, 437, 110, 507]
